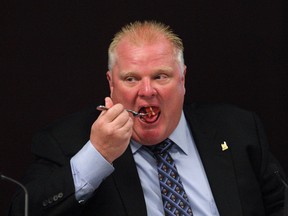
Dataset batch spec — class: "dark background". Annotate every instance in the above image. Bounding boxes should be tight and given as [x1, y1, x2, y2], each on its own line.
[1, 0, 287, 215]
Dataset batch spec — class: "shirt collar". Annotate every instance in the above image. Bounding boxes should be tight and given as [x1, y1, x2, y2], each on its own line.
[130, 111, 189, 155]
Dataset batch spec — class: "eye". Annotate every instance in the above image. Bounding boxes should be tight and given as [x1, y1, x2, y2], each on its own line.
[155, 74, 168, 80]
[125, 76, 138, 83]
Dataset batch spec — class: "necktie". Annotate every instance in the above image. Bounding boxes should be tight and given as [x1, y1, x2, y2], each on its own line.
[147, 139, 193, 216]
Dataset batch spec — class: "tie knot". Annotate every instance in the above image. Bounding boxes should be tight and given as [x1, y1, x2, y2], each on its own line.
[147, 139, 174, 155]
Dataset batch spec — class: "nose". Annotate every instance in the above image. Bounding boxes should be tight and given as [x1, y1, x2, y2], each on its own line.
[138, 79, 156, 98]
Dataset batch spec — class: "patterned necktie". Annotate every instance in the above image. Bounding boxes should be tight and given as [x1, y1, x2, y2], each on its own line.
[147, 139, 193, 216]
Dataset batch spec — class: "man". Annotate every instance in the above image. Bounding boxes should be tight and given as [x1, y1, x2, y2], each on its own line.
[9, 21, 286, 216]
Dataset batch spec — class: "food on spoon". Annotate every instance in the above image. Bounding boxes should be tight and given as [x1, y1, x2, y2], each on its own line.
[144, 106, 157, 117]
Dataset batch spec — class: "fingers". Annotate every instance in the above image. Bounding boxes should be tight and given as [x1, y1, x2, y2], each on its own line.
[108, 111, 133, 136]
[99, 97, 122, 120]
[101, 104, 127, 123]
[121, 116, 133, 137]
[101, 97, 129, 124]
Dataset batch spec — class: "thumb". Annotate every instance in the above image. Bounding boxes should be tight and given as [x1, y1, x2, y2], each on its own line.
[105, 97, 114, 109]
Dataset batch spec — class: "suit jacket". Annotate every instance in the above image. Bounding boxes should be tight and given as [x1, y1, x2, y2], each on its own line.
[9, 103, 286, 216]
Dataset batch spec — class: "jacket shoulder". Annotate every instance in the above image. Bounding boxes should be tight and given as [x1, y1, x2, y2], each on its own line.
[184, 102, 254, 119]
[32, 104, 99, 161]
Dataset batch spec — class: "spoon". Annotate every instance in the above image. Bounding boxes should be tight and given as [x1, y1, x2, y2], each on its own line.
[96, 105, 148, 117]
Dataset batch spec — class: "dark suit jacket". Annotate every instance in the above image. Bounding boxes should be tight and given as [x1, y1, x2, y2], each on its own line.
[9, 103, 286, 216]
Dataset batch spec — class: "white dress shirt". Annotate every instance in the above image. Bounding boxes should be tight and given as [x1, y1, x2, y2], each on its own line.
[70, 111, 219, 215]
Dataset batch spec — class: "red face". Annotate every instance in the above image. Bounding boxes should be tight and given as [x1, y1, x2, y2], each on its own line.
[107, 37, 186, 145]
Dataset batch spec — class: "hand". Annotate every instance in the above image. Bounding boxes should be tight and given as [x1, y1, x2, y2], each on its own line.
[90, 97, 133, 163]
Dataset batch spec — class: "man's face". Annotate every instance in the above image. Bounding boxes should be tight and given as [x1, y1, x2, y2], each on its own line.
[107, 37, 186, 145]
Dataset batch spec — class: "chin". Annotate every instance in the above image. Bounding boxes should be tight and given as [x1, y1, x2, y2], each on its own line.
[133, 128, 168, 145]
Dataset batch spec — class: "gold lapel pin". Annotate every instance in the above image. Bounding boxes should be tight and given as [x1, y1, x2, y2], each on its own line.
[221, 141, 229, 151]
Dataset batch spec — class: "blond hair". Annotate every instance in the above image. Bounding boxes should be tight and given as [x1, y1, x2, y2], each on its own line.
[108, 20, 185, 71]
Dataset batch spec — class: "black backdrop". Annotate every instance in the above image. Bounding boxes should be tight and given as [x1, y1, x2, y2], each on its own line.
[1, 0, 287, 215]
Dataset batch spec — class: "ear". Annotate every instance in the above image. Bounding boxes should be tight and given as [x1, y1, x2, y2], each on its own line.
[106, 71, 113, 97]
[182, 65, 187, 94]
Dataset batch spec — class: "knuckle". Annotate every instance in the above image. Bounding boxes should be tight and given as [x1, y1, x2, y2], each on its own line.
[114, 103, 124, 112]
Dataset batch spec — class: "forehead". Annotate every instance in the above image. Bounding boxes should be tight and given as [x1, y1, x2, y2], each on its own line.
[113, 46, 182, 79]
[116, 37, 176, 61]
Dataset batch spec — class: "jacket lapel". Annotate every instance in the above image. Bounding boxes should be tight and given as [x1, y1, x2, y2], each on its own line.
[184, 104, 243, 216]
[112, 147, 147, 216]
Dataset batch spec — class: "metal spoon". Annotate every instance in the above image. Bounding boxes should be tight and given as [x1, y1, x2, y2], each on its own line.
[96, 105, 148, 117]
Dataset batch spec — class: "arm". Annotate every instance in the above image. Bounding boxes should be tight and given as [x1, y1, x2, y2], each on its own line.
[9, 98, 134, 216]
[254, 113, 287, 215]
[9, 130, 84, 216]
[70, 141, 114, 203]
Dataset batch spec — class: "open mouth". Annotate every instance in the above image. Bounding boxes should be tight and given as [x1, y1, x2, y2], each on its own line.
[138, 106, 160, 123]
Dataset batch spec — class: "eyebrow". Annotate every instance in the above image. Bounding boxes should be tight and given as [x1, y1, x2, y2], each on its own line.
[119, 66, 174, 78]
[119, 71, 137, 77]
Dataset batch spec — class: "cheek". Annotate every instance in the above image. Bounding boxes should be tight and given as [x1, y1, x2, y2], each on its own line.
[111, 84, 136, 103]
[161, 84, 185, 113]
[164, 82, 185, 99]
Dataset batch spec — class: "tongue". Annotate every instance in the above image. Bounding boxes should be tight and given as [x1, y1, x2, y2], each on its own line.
[141, 113, 158, 123]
